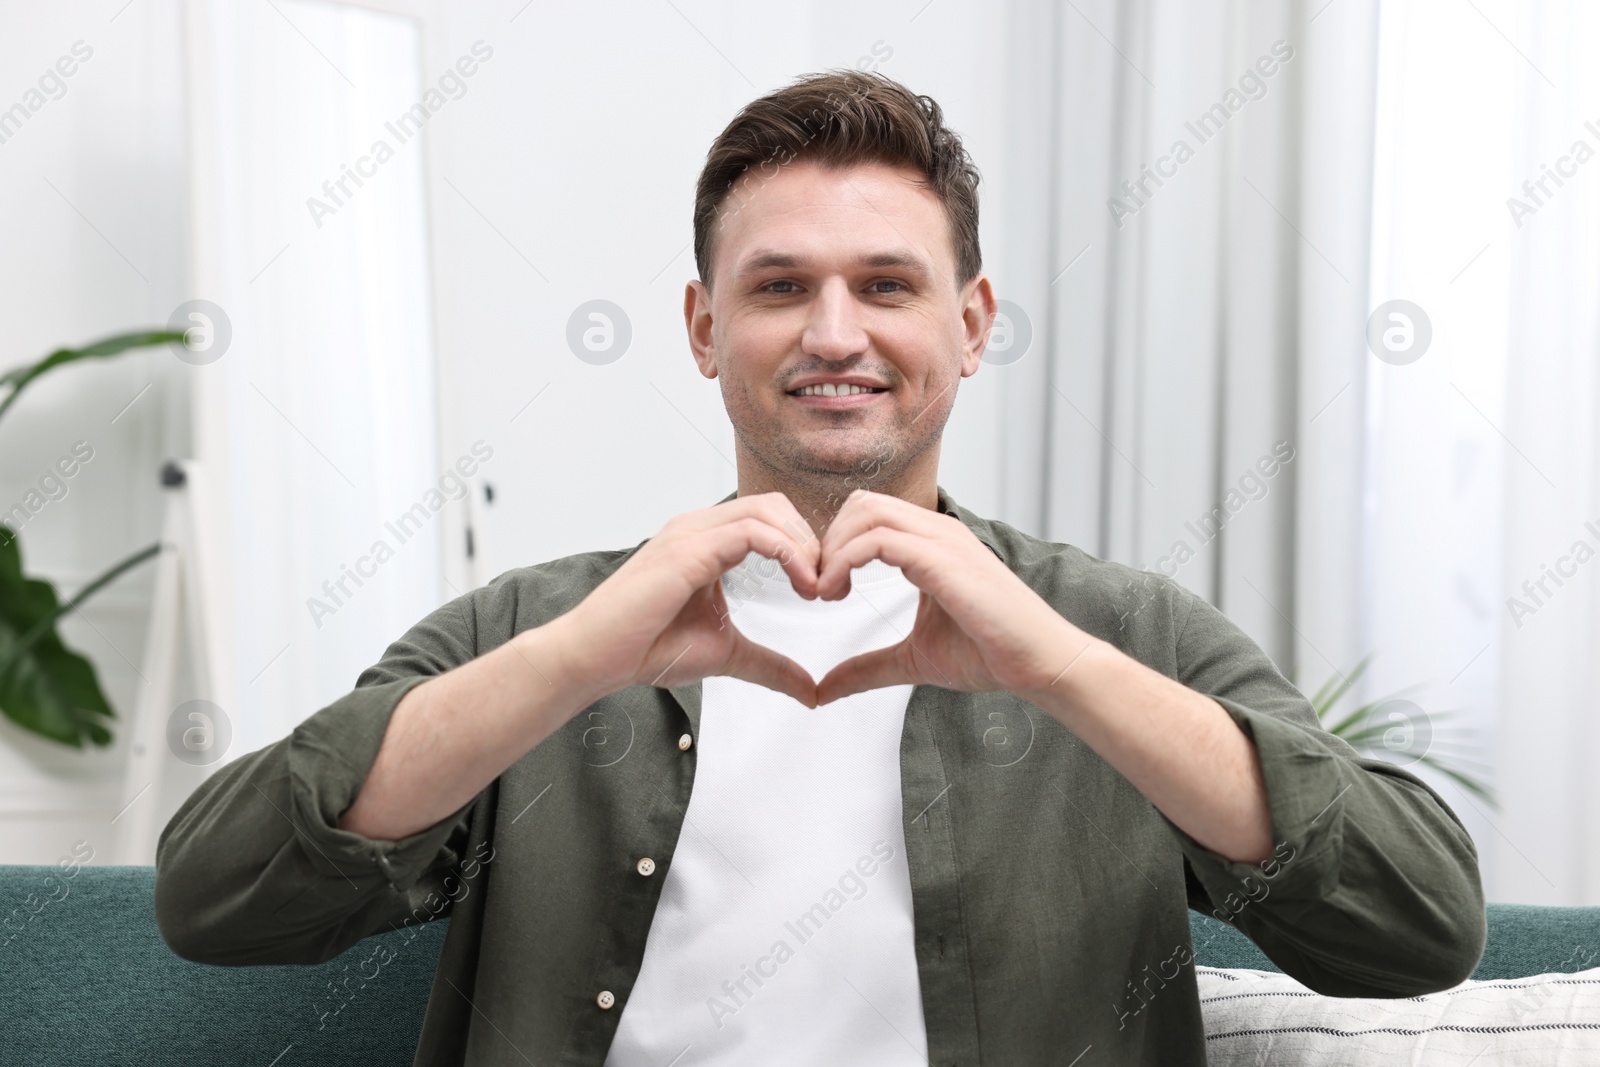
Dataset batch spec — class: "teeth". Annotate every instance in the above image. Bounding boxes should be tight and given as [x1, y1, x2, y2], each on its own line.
[795, 383, 879, 396]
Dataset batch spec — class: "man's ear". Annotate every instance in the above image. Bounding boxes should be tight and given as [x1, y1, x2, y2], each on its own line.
[684, 280, 718, 379]
[961, 275, 997, 377]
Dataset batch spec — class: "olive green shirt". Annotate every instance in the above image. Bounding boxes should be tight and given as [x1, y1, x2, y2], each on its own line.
[154, 486, 1486, 1066]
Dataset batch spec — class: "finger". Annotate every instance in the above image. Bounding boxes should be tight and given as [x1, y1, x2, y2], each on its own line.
[699, 516, 821, 598]
[696, 491, 820, 572]
[722, 631, 818, 709]
[815, 641, 916, 705]
[821, 489, 951, 567]
[817, 525, 935, 601]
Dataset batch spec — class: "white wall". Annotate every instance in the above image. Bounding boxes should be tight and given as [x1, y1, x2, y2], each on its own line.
[0, 0, 190, 864]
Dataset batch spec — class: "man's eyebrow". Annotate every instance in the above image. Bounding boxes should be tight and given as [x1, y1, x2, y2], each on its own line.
[734, 250, 933, 278]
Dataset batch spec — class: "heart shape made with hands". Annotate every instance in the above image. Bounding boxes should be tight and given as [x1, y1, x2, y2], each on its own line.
[711, 549, 916, 709]
[683, 490, 1072, 709]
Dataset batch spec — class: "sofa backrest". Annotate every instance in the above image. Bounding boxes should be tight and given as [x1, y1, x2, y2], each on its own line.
[5, 864, 1598, 1065]
[1191, 906, 1600, 977]
[4, 864, 444, 1066]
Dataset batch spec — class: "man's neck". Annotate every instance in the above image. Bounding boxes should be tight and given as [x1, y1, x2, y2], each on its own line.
[736, 462, 939, 543]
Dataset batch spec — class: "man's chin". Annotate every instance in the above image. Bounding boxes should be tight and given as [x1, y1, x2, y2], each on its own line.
[786, 443, 896, 482]
[736, 419, 903, 484]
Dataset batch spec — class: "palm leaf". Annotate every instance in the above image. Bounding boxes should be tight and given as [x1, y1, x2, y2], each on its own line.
[1308, 652, 1373, 719]
[1307, 657, 1498, 810]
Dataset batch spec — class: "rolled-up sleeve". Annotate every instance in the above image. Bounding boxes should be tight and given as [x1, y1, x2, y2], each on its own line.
[1166, 590, 1487, 996]
[154, 592, 487, 966]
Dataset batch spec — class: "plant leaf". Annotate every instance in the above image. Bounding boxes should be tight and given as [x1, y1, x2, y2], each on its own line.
[1307, 660, 1499, 810]
[1309, 652, 1373, 718]
[1418, 757, 1499, 807]
[0, 329, 186, 425]
[0, 535, 158, 747]
[0, 327, 181, 747]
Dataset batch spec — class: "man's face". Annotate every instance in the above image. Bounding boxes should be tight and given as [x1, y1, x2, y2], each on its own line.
[686, 158, 993, 490]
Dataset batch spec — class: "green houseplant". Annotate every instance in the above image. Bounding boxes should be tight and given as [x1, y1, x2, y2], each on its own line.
[0, 330, 184, 747]
[1309, 654, 1497, 808]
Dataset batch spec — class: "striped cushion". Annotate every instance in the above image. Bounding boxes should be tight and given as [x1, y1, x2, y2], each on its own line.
[1198, 965, 1600, 1064]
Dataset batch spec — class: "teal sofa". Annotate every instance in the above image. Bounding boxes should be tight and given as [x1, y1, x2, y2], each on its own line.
[4, 865, 1598, 1065]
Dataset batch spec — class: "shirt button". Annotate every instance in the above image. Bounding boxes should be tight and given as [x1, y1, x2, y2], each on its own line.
[677, 733, 693, 751]
[597, 990, 615, 1010]
[636, 857, 656, 877]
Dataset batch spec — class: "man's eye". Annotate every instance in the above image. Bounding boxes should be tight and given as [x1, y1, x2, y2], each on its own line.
[871, 280, 906, 294]
[762, 280, 799, 294]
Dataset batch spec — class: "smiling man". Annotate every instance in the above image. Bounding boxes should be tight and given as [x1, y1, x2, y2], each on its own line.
[154, 71, 1485, 1066]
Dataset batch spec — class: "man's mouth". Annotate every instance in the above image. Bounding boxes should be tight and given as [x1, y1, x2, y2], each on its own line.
[788, 383, 888, 397]
[785, 383, 890, 409]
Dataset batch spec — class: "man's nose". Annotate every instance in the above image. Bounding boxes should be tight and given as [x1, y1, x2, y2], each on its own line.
[801, 279, 870, 362]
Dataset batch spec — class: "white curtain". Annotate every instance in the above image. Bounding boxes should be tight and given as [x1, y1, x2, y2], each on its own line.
[1490, 1, 1600, 905]
[993, 0, 1600, 904]
[992, 0, 1374, 706]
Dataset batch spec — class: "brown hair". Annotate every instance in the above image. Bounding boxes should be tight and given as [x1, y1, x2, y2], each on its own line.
[693, 69, 983, 294]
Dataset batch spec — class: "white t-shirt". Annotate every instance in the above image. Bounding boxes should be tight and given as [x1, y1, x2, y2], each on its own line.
[604, 551, 929, 1066]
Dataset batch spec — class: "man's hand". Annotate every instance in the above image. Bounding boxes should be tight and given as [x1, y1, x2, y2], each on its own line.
[340, 493, 824, 841]
[810, 489, 1271, 862]
[554, 492, 824, 708]
[813, 490, 1094, 705]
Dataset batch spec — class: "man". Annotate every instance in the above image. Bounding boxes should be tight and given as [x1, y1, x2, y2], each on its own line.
[155, 70, 1485, 1065]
